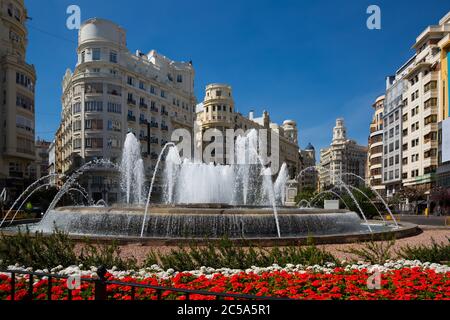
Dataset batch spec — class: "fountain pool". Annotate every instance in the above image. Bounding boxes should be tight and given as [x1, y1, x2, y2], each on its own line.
[0, 131, 420, 244]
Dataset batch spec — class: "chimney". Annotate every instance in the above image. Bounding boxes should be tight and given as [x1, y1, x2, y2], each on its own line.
[249, 110, 254, 120]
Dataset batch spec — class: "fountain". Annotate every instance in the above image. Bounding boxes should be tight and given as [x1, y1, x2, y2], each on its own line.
[1, 130, 419, 244]
[120, 133, 145, 204]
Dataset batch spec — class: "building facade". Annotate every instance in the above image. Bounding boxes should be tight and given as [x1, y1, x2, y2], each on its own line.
[299, 143, 317, 191]
[400, 14, 449, 196]
[34, 139, 50, 179]
[367, 95, 385, 194]
[382, 61, 410, 198]
[436, 14, 450, 199]
[195, 84, 300, 179]
[0, 0, 36, 201]
[319, 118, 367, 190]
[58, 18, 196, 202]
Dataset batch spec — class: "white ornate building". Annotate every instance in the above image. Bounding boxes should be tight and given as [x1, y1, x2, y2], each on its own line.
[319, 118, 367, 190]
[195, 83, 301, 179]
[58, 18, 196, 202]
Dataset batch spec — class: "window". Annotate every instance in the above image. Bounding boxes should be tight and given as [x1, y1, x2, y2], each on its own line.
[109, 51, 117, 63]
[161, 90, 166, 98]
[15, 72, 34, 92]
[85, 101, 103, 112]
[73, 138, 82, 149]
[73, 120, 81, 131]
[81, 51, 85, 63]
[177, 75, 183, 83]
[107, 102, 121, 114]
[72, 102, 81, 114]
[92, 48, 101, 61]
[216, 90, 222, 97]
[127, 76, 134, 86]
[85, 138, 103, 148]
[424, 81, 437, 93]
[150, 86, 155, 94]
[424, 115, 437, 125]
[139, 81, 145, 90]
[424, 98, 437, 109]
[107, 120, 121, 132]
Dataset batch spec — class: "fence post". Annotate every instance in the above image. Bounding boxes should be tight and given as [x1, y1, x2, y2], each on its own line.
[94, 265, 107, 300]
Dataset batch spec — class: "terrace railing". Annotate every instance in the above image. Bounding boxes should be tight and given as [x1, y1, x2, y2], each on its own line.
[0, 267, 287, 301]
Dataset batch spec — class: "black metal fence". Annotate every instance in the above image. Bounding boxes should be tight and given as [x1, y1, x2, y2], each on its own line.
[1, 267, 286, 301]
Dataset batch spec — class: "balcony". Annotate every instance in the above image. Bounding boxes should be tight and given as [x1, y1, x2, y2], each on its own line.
[150, 137, 159, 144]
[150, 106, 159, 113]
[139, 135, 148, 141]
[141, 152, 148, 158]
[139, 102, 148, 109]
[161, 124, 169, 131]
[127, 99, 136, 106]
[161, 110, 169, 116]
[107, 90, 121, 96]
[150, 121, 158, 128]
[139, 118, 148, 125]
[127, 115, 136, 122]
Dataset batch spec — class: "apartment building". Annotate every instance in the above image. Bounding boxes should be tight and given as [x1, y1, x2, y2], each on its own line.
[58, 18, 196, 202]
[382, 58, 412, 198]
[367, 95, 385, 194]
[33, 139, 50, 179]
[0, 0, 36, 201]
[400, 14, 450, 196]
[195, 84, 300, 179]
[319, 118, 367, 190]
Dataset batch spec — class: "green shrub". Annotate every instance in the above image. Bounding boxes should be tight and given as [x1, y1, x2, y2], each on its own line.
[340, 237, 396, 264]
[144, 238, 337, 271]
[79, 241, 137, 270]
[0, 228, 77, 269]
[397, 238, 450, 264]
[0, 229, 137, 270]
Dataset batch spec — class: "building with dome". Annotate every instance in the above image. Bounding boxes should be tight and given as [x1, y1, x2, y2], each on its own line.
[319, 118, 368, 190]
[57, 18, 196, 202]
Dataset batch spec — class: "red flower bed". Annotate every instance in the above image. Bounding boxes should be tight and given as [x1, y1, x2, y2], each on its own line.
[0, 268, 449, 300]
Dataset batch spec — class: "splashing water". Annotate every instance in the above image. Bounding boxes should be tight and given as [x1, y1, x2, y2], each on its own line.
[120, 133, 145, 204]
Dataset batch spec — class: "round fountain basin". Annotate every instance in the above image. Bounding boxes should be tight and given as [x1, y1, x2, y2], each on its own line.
[3, 205, 420, 244]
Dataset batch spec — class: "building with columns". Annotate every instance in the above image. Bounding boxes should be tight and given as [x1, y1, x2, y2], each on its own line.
[195, 83, 300, 179]
[319, 118, 367, 190]
[57, 18, 196, 202]
[0, 0, 36, 201]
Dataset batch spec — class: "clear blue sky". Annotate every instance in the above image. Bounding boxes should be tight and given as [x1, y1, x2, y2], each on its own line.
[25, 0, 449, 157]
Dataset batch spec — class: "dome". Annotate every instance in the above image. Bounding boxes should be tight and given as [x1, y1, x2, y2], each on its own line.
[305, 143, 315, 151]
